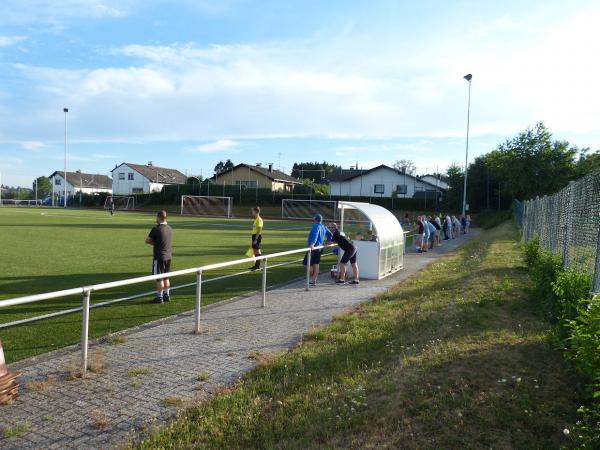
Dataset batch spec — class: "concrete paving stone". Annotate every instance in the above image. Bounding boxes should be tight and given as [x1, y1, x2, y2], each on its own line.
[0, 232, 477, 449]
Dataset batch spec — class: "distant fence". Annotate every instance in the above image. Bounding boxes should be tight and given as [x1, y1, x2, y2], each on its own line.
[514, 169, 600, 293]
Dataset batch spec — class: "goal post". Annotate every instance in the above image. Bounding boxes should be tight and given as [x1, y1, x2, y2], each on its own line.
[104, 196, 135, 210]
[180, 195, 233, 218]
[281, 199, 338, 221]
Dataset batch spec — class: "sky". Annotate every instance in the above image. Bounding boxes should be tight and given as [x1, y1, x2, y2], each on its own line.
[1, 0, 599, 187]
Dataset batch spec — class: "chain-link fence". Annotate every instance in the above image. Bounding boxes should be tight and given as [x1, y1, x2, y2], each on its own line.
[514, 169, 600, 293]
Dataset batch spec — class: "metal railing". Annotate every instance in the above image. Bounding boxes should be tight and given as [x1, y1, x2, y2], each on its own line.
[0, 244, 335, 375]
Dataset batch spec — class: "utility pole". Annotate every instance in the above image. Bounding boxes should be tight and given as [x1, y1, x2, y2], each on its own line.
[462, 74, 472, 217]
[63, 107, 69, 208]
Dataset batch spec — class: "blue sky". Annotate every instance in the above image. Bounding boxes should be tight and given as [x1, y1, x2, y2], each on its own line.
[1, 0, 599, 187]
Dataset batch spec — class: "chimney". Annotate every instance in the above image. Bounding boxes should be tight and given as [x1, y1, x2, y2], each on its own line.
[148, 161, 153, 166]
[268, 163, 273, 173]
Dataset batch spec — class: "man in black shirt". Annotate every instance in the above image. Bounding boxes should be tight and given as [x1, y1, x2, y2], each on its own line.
[327, 223, 359, 285]
[145, 210, 173, 304]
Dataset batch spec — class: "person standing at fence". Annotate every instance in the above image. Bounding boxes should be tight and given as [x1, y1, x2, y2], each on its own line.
[327, 223, 360, 285]
[426, 217, 437, 249]
[248, 206, 264, 272]
[465, 214, 472, 234]
[444, 214, 452, 240]
[304, 214, 328, 286]
[145, 210, 173, 304]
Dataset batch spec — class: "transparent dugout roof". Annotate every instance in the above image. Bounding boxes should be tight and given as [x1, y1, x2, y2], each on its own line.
[338, 201, 404, 248]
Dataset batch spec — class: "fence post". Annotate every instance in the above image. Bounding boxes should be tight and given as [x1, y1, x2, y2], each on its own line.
[261, 258, 268, 307]
[194, 270, 202, 334]
[305, 250, 312, 291]
[593, 226, 600, 294]
[563, 182, 576, 267]
[81, 289, 91, 376]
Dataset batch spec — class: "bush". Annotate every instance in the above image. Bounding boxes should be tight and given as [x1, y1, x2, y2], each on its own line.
[473, 209, 512, 229]
[522, 238, 599, 447]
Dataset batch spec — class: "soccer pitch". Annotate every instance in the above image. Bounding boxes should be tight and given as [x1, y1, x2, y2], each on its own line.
[0, 208, 328, 363]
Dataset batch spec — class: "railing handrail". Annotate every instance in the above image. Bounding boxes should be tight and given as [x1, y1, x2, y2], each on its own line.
[0, 244, 335, 309]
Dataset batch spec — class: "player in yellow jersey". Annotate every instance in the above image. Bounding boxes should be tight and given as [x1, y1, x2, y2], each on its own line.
[249, 206, 264, 271]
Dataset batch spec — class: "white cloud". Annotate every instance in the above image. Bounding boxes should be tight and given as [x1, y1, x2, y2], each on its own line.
[189, 139, 240, 153]
[21, 141, 46, 151]
[0, 35, 25, 47]
[0, 0, 129, 24]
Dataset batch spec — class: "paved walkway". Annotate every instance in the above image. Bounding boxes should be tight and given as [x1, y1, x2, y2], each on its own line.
[0, 232, 479, 449]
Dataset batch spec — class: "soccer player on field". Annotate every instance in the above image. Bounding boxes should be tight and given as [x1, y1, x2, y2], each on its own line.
[145, 210, 173, 304]
[327, 223, 360, 285]
[249, 206, 263, 271]
[108, 198, 115, 216]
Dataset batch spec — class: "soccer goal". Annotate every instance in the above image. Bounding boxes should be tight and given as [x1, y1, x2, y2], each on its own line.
[104, 196, 135, 210]
[0, 199, 42, 207]
[181, 195, 233, 217]
[281, 199, 338, 221]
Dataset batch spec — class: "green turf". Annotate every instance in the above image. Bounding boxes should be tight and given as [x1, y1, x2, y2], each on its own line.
[0, 207, 331, 363]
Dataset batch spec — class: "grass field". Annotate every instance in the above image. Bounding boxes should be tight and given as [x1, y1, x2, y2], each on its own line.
[0, 207, 330, 363]
[134, 222, 582, 449]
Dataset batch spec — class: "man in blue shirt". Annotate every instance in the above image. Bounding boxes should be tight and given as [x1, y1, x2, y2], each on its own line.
[303, 214, 329, 286]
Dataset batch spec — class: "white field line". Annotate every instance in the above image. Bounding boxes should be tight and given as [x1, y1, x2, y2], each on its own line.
[3, 209, 309, 231]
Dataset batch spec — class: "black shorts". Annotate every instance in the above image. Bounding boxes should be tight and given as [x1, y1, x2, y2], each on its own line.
[252, 234, 262, 250]
[303, 249, 322, 266]
[340, 248, 357, 265]
[152, 259, 171, 275]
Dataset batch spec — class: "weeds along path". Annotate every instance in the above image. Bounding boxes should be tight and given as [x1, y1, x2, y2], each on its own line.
[136, 222, 582, 450]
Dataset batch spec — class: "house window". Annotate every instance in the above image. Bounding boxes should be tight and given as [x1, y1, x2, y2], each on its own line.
[235, 180, 257, 188]
[118, 173, 125, 180]
[132, 187, 143, 193]
[396, 184, 407, 195]
[55, 179, 61, 185]
[374, 184, 385, 194]
[128, 173, 134, 180]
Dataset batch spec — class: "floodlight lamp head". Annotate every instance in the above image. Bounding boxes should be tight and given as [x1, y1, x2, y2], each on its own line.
[63, 107, 69, 112]
[463, 74, 472, 82]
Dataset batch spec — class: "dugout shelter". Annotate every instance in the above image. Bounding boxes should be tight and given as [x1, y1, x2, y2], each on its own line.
[337, 201, 404, 280]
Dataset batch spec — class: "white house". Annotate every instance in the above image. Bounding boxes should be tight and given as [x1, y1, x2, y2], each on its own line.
[49, 171, 112, 200]
[327, 165, 444, 198]
[421, 174, 449, 191]
[111, 162, 187, 195]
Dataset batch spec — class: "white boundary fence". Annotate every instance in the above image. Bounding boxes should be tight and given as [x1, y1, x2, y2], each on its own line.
[0, 244, 335, 375]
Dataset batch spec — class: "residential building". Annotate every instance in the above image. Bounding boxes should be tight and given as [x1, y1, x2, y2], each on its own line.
[327, 165, 444, 199]
[111, 162, 187, 195]
[421, 174, 449, 191]
[49, 170, 112, 200]
[212, 163, 302, 192]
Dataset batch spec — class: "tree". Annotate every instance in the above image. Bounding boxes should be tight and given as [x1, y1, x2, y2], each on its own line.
[575, 148, 600, 178]
[486, 122, 577, 199]
[393, 159, 416, 175]
[445, 163, 464, 211]
[291, 162, 340, 181]
[33, 176, 52, 198]
[214, 159, 235, 176]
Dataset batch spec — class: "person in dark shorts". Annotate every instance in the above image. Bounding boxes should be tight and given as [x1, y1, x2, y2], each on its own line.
[249, 206, 263, 271]
[145, 210, 173, 304]
[108, 198, 115, 216]
[327, 223, 359, 285]
[303, 214, 328, 286]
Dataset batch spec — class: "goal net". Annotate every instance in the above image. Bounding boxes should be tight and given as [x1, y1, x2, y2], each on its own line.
[181, 195, 233, 217]
[104, 196, 135, 210]
[0, 199, 42, 207]
[281, 199, 338, 221]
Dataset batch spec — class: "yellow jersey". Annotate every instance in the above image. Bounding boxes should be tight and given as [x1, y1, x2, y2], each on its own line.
[252, 216, 263, 234]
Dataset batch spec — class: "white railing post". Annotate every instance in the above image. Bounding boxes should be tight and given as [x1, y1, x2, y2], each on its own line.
[305, 250, 312, 291]
[261, 257, 268, 307]
[194, 270, 202, 334]
[81, 289, 91, 376]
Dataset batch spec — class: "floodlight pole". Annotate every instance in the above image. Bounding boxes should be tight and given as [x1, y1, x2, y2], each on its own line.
[63, 107, 69, 208]
[462, 74, 472, 217]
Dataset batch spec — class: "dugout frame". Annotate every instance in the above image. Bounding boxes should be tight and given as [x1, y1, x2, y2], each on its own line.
[337, 201, 404, 280]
